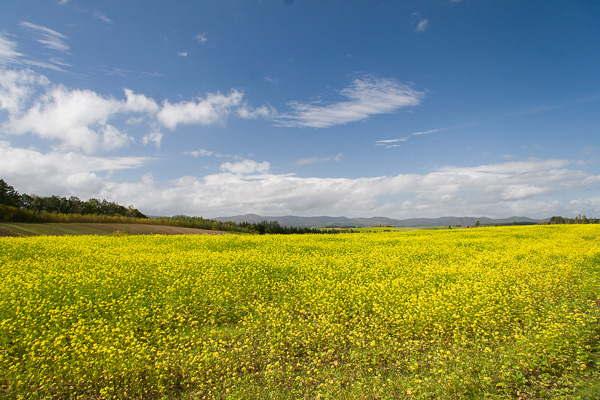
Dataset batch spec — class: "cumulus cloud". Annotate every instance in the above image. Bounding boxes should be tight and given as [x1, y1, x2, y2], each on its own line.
[275, 77, 424, 128]
[20, 22, 70, 53]
[157, 90, 244, 130]
[187, 149, 214, 157]
[122, 88, 159, 114]
[0, 140, 149, 198]
[0, 71, 162, 153]
[5, 85, 128, 153]
[6, 149, 595, 219]
[1, 68, 273, 153]
[0, 68, 49, 114]
[220, 159, 270, 174]
[142, 131, 163, 148]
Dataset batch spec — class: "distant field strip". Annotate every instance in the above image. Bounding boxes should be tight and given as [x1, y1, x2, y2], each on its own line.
[1, 226, 599, 399]
[0, 222, 231, 237]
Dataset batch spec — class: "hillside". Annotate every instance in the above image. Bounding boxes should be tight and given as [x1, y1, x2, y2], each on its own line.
[214, 214, 542, 228]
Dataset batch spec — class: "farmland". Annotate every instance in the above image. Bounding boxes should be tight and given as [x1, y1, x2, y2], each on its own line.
[0, 222, 233, 237]
[1, 225, 600, 399]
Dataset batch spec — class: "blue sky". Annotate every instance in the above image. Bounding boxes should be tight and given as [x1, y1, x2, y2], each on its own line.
[1, 0, 599, 219]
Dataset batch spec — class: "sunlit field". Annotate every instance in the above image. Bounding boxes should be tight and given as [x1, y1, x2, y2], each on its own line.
[1, 226, 600, 399]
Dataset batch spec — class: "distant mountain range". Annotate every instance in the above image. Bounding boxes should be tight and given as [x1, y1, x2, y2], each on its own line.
[214, 214, 544, 228]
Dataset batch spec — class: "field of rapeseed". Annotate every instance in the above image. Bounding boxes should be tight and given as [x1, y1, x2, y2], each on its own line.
[1, 225, 600, 399]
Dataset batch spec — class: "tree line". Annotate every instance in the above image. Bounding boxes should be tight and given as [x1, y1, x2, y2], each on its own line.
[547, 215, 600, 224]
[0, 179, 352, 234]
[0, 179, 146, 221]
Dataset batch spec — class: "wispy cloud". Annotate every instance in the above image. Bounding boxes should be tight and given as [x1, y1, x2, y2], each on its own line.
[20, 22, 70, 53]
[1, 31, 68, 71]
[375, 138, 408, 145]
[93, 11, 114, 24]
[142, 132, 163, 148]
[237, 104, 275, 119]
[376, 128, 442, 148]
[0, 33, 24, 65]
[97, 66, 131, 77]
[295, 153, 343, 165]
[178, 52, 188, 57]
[276, 76, 424, 128]
[416, 18, 429, 33]
[412, 128, 440, 135]
[185, 149, 243, 160]
[195, 32, 208, 45]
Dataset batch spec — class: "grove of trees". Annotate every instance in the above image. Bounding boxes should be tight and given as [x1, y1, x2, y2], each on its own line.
[0, 179, 352, 234]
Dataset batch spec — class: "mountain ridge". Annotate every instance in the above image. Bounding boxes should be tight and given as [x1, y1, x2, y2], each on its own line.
[214, 214, 543, 228]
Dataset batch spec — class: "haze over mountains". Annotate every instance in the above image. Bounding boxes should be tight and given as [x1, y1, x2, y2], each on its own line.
[214, 215, 542, 228]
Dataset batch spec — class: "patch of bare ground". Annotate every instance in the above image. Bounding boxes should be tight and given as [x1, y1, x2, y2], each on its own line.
[0, 223, 233, 236]
[0, 228, 20, 237]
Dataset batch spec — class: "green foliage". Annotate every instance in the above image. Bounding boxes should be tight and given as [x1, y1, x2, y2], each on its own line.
[549, 215, 600, 224]
[0, 178, 147, 220]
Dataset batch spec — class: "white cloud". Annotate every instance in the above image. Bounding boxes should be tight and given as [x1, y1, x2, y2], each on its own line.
[178, 52, 188, 57]
[93, 11, 114, 24]
[375, 128, 441, 148]
[412, 128, 440, 135]
[375, 138, 408, 147]
[275, 77, 424, 128]
[187, 149, 214, 157]
[416, 18, 429, 33]
[295, 153, 343, 165]
[142, 132, 163, 148]
[237, 104, 275, 119]
[5, 85, 125, 153]
[0, 140, 149, 198]
[0, 68, 49, 114]
[157, 90, 244, 130]
[123, 88, 159, 114]
[220, 159, 270, 174]
[0, 34, 24, 65]
[0, 33, 67, 71]
[1, 68, 271, 152]
[102, 124, 134, 150]
[9, 154, 593, 219]
[20, 22, 70, 53]
[1, 72, 160, 153]
[195, 33, 208, 44]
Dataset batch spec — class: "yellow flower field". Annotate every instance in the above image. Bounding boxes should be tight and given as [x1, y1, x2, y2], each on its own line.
[1, 225, 599, 399]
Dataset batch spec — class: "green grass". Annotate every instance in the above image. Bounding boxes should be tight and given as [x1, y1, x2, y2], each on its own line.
[0, 222, 232, 237]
